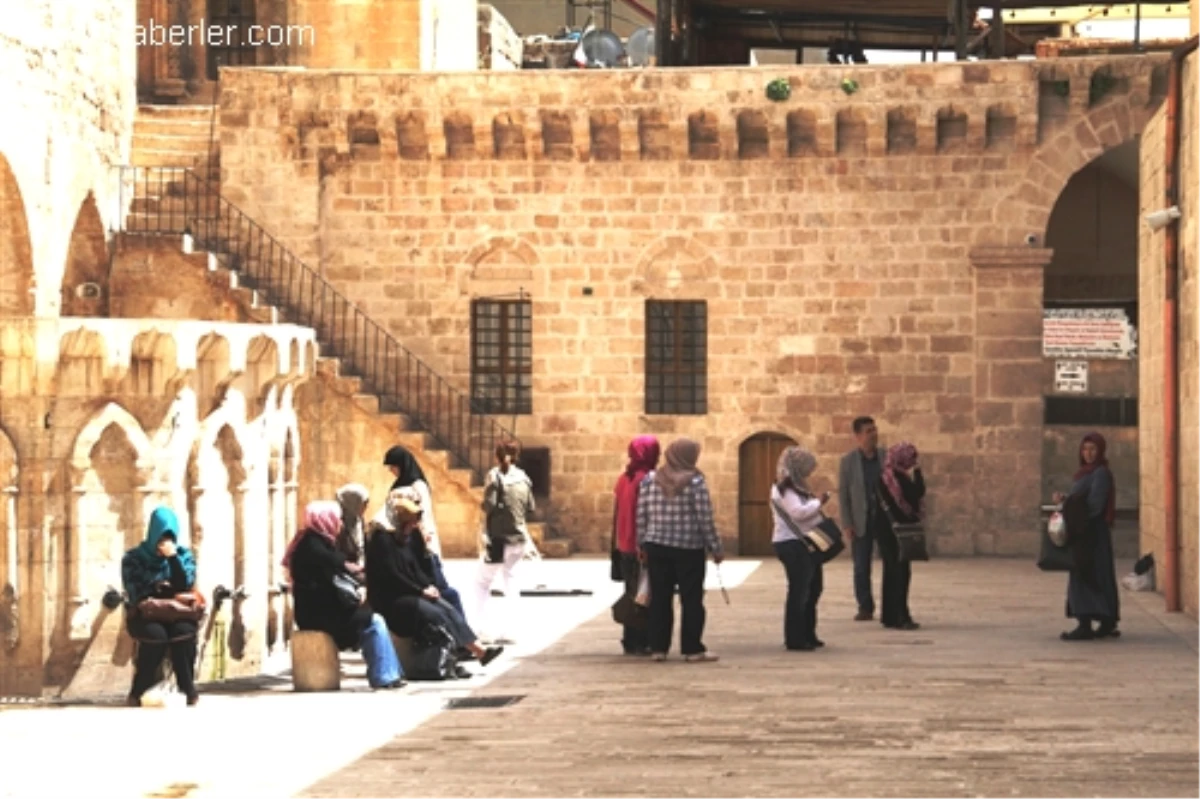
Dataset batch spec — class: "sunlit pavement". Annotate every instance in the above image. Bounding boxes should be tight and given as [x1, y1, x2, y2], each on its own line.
[0, 558, 761, 799]
[302, 558, 1197, 799]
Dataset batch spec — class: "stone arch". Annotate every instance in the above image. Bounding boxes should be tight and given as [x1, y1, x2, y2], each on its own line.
[59, 192, 109, 318]
[0, 153, 34, 317]
[66, 406, 155, 646]
[127, 330, 180, 397]
[0, 426, 19, 660]
[458, 235, 543, 296]
[243, 334, 282, 417]
[633, 235, 718, 298]
[195, 332, 234, 418]
[983, 94, 1149, 248]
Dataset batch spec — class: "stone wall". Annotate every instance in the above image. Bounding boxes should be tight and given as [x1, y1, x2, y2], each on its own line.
[1138, 50, 1198, 617]
[0, 0, 136, 318]
[216, 56, 1166, 555]
[0, 318, 314, 697]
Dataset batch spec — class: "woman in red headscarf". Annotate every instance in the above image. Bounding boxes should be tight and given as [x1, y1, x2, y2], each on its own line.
[611, 435, 660, 655]
[1052, 432, 1120, 641]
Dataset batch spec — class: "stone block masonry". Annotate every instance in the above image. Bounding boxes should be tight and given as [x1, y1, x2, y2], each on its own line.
[217, 55, 1167, 555]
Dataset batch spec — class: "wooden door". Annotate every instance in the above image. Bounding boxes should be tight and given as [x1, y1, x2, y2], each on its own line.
[738, 433, 796, 556]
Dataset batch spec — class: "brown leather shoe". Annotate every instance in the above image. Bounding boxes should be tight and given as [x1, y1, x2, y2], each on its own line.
[854, 610, 874, 622]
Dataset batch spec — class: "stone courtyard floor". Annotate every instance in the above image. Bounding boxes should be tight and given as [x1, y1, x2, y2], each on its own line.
[1, 558, 1196, 799]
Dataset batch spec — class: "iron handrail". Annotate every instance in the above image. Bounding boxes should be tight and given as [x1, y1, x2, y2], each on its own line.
[115, 165, 517, 484]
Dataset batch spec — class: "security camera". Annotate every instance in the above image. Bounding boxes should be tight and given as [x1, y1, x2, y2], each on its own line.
[1025, 233, 1038, 246]
[1144, 206, 1182, 232]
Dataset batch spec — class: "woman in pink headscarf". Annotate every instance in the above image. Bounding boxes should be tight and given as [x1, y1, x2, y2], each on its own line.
[611, 435, 660, 655]
[875, 442, 925, 631]
[285, 501, 404, 689]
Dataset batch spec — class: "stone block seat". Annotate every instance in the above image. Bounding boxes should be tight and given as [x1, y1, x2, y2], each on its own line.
[290, 629, 342, 692]
[389, 633, 419, 675]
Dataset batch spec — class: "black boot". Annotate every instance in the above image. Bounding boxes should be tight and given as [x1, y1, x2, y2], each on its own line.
[1060, 622, 1094, 641]
[1095, 618, 1120, 639]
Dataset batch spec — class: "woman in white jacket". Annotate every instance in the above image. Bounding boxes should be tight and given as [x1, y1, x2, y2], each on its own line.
[770, 446, 831, 651]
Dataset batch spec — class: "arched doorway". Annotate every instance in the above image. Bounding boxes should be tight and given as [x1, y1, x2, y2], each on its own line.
[1041, 138, 1140, 558]
[60, 192, 109, 317]
[738, 432, 796, 556]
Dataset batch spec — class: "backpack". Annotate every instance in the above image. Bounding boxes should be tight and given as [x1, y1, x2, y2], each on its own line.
[485, 473, 522, 545]
[404, 623, 458, 681]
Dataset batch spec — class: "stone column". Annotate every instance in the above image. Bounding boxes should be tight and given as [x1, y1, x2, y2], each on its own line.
[971, 246, 1052, 555]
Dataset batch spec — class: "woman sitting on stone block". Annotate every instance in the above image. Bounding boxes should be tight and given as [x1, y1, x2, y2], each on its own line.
[365, 492, 503, 668]
[284, 501, 405, 689]
[378, 446, 464, 616]
[121, 506, 201, 707]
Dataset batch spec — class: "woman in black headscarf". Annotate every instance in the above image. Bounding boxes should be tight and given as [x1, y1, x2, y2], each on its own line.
[382, 445, 463, 616]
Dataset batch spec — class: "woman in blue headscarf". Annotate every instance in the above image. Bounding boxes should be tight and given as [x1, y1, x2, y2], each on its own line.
[121, 506, 201, 707]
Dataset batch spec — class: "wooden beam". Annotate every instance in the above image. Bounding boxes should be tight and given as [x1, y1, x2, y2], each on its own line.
[655, 0, 672, 64]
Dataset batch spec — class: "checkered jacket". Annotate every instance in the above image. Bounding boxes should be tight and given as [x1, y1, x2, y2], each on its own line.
[635, 472, 723, 554]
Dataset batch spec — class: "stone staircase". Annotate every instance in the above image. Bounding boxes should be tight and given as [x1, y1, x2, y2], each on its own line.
[132, 105, 220, 180]
[122, 125, 574, 556]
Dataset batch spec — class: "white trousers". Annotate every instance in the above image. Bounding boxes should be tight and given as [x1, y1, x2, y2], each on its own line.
[470, 541, 527, 641]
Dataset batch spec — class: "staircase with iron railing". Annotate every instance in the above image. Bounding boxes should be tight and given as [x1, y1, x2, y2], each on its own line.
[116, 166, 518, 487]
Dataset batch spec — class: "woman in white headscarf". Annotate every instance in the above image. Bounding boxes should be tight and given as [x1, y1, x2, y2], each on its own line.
[770, 446, 831, 651]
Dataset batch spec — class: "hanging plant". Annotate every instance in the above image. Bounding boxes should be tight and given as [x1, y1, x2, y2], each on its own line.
[841, 78, 860, 95]
[766, 78, 792, 102]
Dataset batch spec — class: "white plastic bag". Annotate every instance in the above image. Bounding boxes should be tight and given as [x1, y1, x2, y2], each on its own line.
[1121, 570, 1155, 592]
[634, 569, 650, 607]
[1047, 511, 1067, 547]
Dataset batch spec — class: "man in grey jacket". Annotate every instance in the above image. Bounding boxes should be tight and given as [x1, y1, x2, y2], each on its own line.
[838, 417, 885, 621]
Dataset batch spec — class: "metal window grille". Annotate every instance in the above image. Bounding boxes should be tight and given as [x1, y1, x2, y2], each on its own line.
[645, 300, 707, 416]
[206, 0, 260, 81]
[1044, 396, 1138, 427]
[471, 299, 533, 415]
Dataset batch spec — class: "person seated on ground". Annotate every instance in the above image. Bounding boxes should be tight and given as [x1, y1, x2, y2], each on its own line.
[284, 500, 404, 689]
[378, 446, 464, 616]
[382, 485, 465, 617]
[121, 506, 201, 707]
[365, 493, 503, 668]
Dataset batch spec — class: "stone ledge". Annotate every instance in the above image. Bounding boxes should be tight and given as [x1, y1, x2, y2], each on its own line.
[970, 245, 1054, 269]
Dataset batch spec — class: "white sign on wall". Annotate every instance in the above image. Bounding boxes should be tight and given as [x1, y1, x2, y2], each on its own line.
[1054, 360, 1089, 393]
[1043, 308, 1137, 360]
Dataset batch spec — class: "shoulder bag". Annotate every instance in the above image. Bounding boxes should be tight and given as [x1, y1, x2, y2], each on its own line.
[136, 589, 207, 624]
[331, 572, 363, 610]
[877, 489, 930, 562]
[771, 496, 845, 564]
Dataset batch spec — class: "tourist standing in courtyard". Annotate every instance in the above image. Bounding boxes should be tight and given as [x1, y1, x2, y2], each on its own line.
[876, 442, 925, 630]
[1053, 432, 1121, 641]
[381, 445, 463, 616]
[471, 441, 536, 644]
[121, 506, 201, 707]
[636, 438, 724, 663]
[612, 435, 661, 656]
[285, 500, 404, 689]
[838, 416, 884, 621]
[771, 446, 830, 651]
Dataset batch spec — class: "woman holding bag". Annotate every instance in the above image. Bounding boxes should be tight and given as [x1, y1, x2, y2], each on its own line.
[1052, 432, 1120, 641]
[876, 442, 925, 631]
[121, 506, 202, 707]
[611, 435, 660, 656]
[770, 446, 832, 652]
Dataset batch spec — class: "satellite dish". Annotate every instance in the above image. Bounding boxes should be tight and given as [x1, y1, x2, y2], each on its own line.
[582, 29, 624, 67]
[627, 27, 655, 66]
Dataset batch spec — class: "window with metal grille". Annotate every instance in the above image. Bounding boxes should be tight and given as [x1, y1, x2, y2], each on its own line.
[470, 299, 532, 415]
[1044, 396, 1138, 427]
[206, 0, 260, 81]
[645, 300, 707, 416]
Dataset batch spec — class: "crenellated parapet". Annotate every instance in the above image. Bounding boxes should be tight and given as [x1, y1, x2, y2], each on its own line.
[220, 55, 1169, 165]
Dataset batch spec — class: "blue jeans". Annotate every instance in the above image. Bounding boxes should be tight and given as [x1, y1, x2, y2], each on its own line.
[359, 613, 403, 687]
[853, 525, 876, 615]
[431, 555, 464, 617]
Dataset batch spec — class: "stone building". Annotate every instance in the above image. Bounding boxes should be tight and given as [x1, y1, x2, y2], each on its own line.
[1, 0, 1196, 701]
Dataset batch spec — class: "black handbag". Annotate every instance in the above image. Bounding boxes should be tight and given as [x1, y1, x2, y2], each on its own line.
[611, 593, 648, 630]
[892, 523, 930, 562]
[406, 624, 459, 681]
[771, 496, 845, 564]
[331, 572, 362, 609]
